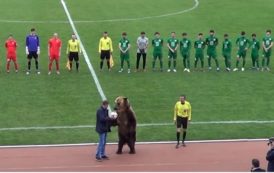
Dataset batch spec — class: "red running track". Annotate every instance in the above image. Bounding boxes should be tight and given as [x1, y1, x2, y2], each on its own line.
[0, 141, 269, 172]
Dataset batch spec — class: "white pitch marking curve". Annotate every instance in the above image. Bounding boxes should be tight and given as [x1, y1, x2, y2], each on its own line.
[0, 0, 199, 24]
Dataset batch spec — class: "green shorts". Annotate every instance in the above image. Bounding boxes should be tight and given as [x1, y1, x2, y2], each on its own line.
[181, 52, 190, 59]
[195, 53, 204, 61]
[168, 51, 177, 59]
[153, 52, 163, 60]
[223, 53, 231, 59]
[207, 50, 217, 59]
[263, 51, 272, 58]
[251, 53, 259, 60]
[120, 52, 130, 61]
[237, 50, 247, 58]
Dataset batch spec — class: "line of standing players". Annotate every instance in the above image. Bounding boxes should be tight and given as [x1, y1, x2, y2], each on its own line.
[99, 29, 273, 73]
[4, 28, 81, 75]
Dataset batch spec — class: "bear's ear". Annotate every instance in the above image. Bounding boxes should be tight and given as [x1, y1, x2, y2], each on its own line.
[123, 97, 130, 108]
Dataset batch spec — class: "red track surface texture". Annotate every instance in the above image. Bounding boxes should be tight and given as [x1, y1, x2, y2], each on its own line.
[0, 141, 269, 172]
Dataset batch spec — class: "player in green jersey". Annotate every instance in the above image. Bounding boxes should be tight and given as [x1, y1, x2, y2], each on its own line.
[152, 32, 164, 71]
[167, 32, 179, 72]
[262, 29, 273, 71]
[118, 32, 131, 73]
[205, 30, 220, 71]
[250, 33, 260, 70]
[194, 33, 206, 71]
[222, 34, 232, 71]
[180, 33, 191, 72]
[233, 31, 251, 72]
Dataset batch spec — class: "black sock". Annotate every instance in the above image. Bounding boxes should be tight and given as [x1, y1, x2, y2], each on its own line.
[28, 61, 31, 71]
[69, 62, 72, 69]
[182, 131, 187, 142]
[143, 55, 147, 69]
[176, 132, 180, 144]
[100, 61, 103, 69]
[76, 62, 79, 70]
[107, 60, 110, 69]
[35, 60, 39, 70]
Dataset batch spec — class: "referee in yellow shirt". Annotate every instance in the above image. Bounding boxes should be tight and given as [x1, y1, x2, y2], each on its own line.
[174, 95, 191, 148]
[99, 32, 113, 71]
[66, 33, 81, 71]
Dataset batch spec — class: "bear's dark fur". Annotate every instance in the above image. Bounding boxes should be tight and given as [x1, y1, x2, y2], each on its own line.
[113, 96, 137, 154]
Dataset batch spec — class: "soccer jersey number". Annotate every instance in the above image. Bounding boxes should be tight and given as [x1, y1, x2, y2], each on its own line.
[155, 42, 160, 47]
[183, 43, 188, 48]
[210, 41, 214, 45]
[198, 44, 202, 48]
[171, 42, 175, 47]
[266, 40, 270, 46]
[224, 43, 228, 49]
[122, 43, 127, 48]
[240, 41, 244, 46]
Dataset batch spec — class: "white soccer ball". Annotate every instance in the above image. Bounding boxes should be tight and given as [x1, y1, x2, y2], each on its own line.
[109, 111, 118, 119]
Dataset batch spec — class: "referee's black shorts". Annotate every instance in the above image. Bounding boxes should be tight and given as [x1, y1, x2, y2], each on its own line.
[100, 50, 111, 60]
[176, 116, 188, 129]
[68, 52, 79, 61]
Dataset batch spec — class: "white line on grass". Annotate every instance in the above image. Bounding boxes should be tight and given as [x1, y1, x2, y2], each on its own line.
[1, 120, 274, 132]
[0, 138, 268, 149]
[0, 19, 69, 24]
[73, 0, 199, 23]
[60, 0, 107, 101]
[0, 0, 199, 24]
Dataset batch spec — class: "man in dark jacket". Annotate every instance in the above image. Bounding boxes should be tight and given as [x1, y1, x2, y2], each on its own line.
[266, 137, 274, 172]
[251, 158, 265, 172]
[95, 100, 111, 161]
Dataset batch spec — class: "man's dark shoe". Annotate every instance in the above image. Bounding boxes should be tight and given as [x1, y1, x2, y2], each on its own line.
[96, 157, 103, 162]
[175, 144, 180, 149]
[102, 155, 109, 160]
[182, 142, 186, 147]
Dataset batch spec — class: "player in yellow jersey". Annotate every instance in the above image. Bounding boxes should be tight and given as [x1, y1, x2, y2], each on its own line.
[66, 33, 81, 71]
[173, 95, 191, 148]
[98, 31, 113, 71]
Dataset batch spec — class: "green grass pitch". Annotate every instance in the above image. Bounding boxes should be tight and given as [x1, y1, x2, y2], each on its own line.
[0, 0, 274, 145]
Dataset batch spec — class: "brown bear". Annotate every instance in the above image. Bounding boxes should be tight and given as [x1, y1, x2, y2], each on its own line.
[113, 96, 137, 154]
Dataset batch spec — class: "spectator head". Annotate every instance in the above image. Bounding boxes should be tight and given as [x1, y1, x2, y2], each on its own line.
[268, 137, 274, 146]
[251, 159, 260, 168]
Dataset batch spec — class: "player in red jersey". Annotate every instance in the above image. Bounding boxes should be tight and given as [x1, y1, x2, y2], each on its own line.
[5, 34, 19, 73]
[48, 33, 62, 75]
